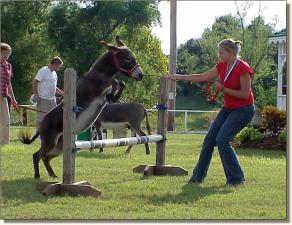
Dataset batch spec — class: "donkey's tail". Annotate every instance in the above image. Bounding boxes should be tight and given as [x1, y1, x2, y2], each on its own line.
[19, 130, 39, 145]
[145, 110, 152, 135]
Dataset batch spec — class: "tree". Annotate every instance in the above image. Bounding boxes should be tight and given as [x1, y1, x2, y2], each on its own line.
[46, 1, 166, 108]
[176, 43, 199, 96]
[1, 1, 57, 103]
[1, 1, 167, 108]
[176, 4, 279, 108]
[47, 1, 161, 77]
[176, 15, 242, 98]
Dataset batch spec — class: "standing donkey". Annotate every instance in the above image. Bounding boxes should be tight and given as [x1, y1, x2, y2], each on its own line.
[20, 36, 145, 179]
[92, 102, 152, 154]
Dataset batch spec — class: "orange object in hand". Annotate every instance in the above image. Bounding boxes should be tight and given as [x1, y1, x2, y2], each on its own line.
[204, 82, 219, 104]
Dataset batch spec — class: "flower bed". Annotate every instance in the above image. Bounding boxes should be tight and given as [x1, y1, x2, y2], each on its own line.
[235, 136, 286, 151]
[234, 106, 286, 151]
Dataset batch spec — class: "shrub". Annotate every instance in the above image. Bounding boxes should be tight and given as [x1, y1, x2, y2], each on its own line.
[253, 66, 277, 111]
[254, 86, 277, 111]
[235, 127, 262, 144]
[279, 129, 287, 143]
[261, 105, 286, 135]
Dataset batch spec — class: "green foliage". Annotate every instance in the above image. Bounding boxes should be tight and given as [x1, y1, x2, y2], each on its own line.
[254, 86, 277, 111]
[47, 1, 160, 77]
[235, 127, 263, 144]
[176, 4, 278, 107]
[261, 106, 286, 135]
[177, 44, 199, 74]
[199, 15, 242, 70]
[176, 42, 200, 96]
[189, 14, 243, 73]
[278, 128, 286, 143]
[1, 1, 164, 107]
[1, 2, 58, 104]
[113, 26, 168, 108]
[252, 62, 277, 110]
[239, 19, 275, 73]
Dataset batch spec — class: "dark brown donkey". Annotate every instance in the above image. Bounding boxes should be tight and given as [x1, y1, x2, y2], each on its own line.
[20, 36, 145, 179]
[92, 102, 152, 154]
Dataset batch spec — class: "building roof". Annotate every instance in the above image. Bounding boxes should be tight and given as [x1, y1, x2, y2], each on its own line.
[274, 30, 286, 36]
[268, 29, 286, 44]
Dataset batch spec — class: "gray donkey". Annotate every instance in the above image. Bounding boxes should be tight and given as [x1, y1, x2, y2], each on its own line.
[20, 36, 145, 179]
[93, 102, 152, 154]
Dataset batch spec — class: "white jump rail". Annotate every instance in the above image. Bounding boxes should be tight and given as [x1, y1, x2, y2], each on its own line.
[75, 134, 163, 150]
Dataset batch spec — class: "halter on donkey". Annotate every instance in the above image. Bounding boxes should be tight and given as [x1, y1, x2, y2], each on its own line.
[20, 36, 145, 179]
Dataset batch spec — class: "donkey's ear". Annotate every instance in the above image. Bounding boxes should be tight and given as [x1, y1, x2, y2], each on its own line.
[116, 36, 126, 47]
[100, 41, 120, 52]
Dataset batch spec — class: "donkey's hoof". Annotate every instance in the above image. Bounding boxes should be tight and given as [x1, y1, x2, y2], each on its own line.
[146, 151, 150, 155]
[34, 175, 40, 179]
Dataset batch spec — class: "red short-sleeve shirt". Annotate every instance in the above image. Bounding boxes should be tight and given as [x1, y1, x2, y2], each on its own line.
[0, 62, 13, 97]
[216, 59, 254, 109]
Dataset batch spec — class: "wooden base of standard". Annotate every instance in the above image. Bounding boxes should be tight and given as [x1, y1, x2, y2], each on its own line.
[133, 165, 188, 176]
[36, 181, 101, 198]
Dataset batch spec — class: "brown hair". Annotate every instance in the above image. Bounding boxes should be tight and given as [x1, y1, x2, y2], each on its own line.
[1, 43, 12, 54]
[51, 56, 63, 65]
[218, 39, 242, 55]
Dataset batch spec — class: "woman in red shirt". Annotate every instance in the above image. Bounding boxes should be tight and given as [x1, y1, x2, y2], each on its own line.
[169, 39, 254, 186]
[0, 43, 18, 145]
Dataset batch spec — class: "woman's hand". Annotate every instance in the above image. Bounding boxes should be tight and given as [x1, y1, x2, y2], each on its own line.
[12, 99, 19, 111]
[214, 81, 224, 92]
[30, 93, 39, 104]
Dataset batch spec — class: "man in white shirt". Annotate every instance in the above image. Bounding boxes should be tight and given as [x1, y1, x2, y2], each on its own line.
[32, 56, 64, 131]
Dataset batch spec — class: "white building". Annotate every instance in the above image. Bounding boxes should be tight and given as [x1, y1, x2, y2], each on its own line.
[268, 29, 287, 110]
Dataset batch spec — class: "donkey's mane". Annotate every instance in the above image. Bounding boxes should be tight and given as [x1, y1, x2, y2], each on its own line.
[90, 51, 111, 71]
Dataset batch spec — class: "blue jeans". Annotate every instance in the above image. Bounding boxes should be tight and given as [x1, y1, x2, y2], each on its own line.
[190, 105, 255, 184]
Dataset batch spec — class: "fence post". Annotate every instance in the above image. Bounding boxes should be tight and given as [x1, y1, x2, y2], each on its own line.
[63, 68, 76, 184]
[133, 76, 188, 176]
[184, 111, 188, 133]
[156, 76, 168, 166]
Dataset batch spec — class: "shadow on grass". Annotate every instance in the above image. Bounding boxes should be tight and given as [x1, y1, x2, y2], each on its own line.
[77, 150, 129, 159]
[1, 178, 53, 207]
[148, 183, 232, 204]
[235, 148, 286, 159]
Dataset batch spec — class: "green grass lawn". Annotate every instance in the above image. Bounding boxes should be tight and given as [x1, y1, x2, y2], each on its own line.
[1, 127, 286, 220]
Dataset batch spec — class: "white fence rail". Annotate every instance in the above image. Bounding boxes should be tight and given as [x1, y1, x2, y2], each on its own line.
[15, 104, 219, 134]
[147, 109, 219, 133]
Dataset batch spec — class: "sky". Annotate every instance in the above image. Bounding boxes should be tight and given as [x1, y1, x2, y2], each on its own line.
[151, 1, 287, 54]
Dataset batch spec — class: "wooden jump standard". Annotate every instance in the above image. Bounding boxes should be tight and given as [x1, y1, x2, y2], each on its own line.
[37, 68, 101, 198]
[133, 76, 188, 177]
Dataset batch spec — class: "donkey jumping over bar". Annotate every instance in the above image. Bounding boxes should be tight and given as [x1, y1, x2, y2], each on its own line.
[20, 36, 145, 179]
